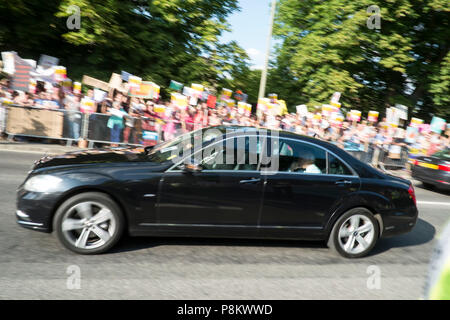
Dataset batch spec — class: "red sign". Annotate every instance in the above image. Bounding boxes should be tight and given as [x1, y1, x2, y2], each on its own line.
[207, 95, 217, 108]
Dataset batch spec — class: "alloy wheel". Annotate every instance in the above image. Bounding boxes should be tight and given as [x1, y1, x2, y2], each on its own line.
[61, 201, 117, 250]
[337, 214, 375, 255]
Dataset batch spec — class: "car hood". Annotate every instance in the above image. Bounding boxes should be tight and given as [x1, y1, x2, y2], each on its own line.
[32, 147, 151, 171]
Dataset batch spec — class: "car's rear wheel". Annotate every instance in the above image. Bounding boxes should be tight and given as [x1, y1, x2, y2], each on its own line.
[422, 182, 434, 190]
[53, 192, 124, 254]
[328, 208, 379, 258]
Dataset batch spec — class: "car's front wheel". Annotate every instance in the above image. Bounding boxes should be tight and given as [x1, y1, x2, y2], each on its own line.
[53, 192, 124, 254]
[328, 208, 379, 258]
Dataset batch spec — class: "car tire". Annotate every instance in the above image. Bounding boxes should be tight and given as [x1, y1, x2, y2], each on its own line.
[327, 208, 379, 258]
[53, 192, 125, 254]
[422, 182, 434, 190]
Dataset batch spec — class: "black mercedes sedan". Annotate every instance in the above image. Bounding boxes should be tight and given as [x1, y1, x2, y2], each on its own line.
[411, 148, 450, 191]
[16, 126, 418, 258]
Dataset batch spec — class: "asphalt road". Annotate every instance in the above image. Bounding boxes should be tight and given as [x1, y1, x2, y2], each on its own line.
[0, 149, 449, 300]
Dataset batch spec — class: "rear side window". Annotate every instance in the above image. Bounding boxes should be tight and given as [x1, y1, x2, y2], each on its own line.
[328, 153, 353, 176]
[276, 139, 327, 174]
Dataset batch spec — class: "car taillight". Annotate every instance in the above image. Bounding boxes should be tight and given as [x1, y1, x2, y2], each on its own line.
[438, 164, 450, 171]
[408, 184, 416, 206]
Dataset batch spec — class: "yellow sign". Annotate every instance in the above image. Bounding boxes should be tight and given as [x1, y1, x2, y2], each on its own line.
[171, 93, 188, 109]
[417, 162, 439, 170]
[191, 83, 204, 92]
[330, 101, 341, 108]
[368, 111, 379, 122]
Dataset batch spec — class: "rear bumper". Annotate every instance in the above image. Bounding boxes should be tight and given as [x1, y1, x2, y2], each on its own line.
[380, 206, 418, 238]
[412, 167, 450, 190]
[413, 175, 450, 190]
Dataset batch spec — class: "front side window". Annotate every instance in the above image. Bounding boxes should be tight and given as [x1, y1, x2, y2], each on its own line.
[148, 128, 223, 164]
[201, 136, 261, 171]
[276, 139, 327, 174]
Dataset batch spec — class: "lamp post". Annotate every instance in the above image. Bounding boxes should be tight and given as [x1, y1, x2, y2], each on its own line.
[257, 0, 277, 101]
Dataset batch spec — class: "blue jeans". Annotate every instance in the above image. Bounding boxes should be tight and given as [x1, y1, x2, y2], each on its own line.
[70, 121, 80, 140]
[110, 124, 122, 143]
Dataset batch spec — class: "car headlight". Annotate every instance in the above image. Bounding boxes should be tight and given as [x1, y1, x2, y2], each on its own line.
[24, 175, 63, 192]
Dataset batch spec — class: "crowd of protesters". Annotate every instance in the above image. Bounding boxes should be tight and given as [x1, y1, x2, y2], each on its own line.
[1, 79, 449, 160]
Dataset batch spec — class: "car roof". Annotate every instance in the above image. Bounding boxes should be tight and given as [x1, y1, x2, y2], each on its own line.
[207, 125, 337, 149]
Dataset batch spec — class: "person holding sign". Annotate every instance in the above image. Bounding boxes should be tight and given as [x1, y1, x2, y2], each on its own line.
[107, 101, 127, 146]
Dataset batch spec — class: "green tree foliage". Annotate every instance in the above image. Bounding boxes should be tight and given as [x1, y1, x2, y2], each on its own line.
[430, 52, 450, 118]
[272, 0, 449, 119]
[0, 0, 250, 99]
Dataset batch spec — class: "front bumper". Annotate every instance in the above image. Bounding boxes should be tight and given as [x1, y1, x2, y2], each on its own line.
[16, 188, 63, 233]
[16, 210, 49, 232]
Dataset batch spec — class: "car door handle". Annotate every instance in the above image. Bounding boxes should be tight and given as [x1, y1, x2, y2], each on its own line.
[240, 178, 261, 184]
[335, 180, 353, 186]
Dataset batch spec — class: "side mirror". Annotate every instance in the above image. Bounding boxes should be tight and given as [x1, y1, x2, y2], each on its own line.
[182, 162, 203, 173]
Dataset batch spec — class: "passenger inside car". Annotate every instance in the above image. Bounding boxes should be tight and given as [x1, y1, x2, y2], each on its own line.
[288, 151, 322, 174]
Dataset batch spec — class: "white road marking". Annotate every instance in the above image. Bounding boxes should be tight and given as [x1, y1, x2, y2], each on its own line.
[417, 201, 450, 206]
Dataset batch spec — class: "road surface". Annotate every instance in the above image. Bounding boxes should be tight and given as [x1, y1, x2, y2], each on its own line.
[0, 149, 449, 299]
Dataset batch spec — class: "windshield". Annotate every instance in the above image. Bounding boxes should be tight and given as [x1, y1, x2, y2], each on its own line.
[432, 149, 450, 161]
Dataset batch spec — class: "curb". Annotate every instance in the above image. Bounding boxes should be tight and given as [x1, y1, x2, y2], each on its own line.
[0, 141, 83, 155]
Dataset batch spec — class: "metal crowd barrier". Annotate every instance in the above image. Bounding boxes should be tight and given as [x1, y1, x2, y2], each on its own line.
[0, 103, 6, 135]
[2, 104, 83, 146]
[85, 112, 161, 148]
[377, 147, 410, 171]
[1, 104, 161, 148]
[347, 145, 409, 171]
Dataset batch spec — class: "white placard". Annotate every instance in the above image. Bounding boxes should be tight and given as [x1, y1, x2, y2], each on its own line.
[296, 104, 308, 116]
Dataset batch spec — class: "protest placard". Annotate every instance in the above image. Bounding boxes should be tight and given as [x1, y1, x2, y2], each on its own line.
[80, 97, 95, 114]
[296, 104, 308, 116]
[93, 88, 107, 102]
[169, 80, 183, 91]
[128, 81, 159, 99]
[171, 93, 188, 109]
[2, 51, 16, 74]
[28, 79, 37, 94]
[430, 116, 446, 134]
[82, 75, 110, 91]
[73, 82, 82, 94]
[207, 95, 217, 109]
[410, 117, 424, 128]
[350, 110, 361, 122]
[54, 66, 67, 82]
[128, 75, 141, 90]
[405, 126, 419, 144]
[10, 54, 33, 92]
[368, 111, 379, 122]
[38, 54, 59, 69]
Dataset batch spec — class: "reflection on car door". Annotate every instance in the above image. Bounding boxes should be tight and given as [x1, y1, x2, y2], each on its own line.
[156, 136, 264, 233]
[259, 139, 360, 238]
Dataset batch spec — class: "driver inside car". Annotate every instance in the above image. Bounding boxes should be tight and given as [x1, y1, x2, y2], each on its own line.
[289, 151, 322, 174]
